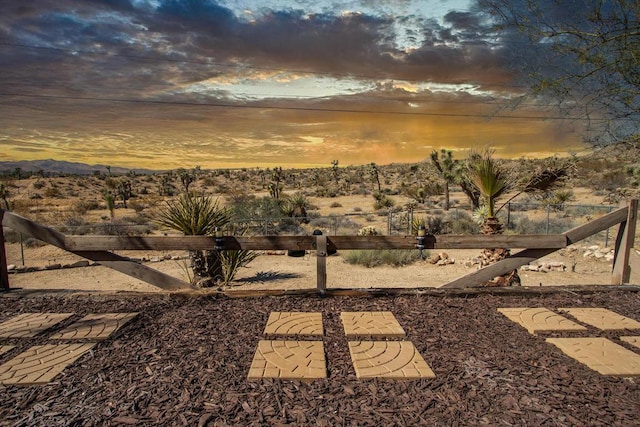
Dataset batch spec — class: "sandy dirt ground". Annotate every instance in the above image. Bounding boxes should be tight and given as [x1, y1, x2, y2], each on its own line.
[4, 242, 619, 293]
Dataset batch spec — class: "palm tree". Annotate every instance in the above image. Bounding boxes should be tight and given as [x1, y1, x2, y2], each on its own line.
[467, 149, 511, 235]
[466, 149, 518, 285]
[466, 149, 569, 286]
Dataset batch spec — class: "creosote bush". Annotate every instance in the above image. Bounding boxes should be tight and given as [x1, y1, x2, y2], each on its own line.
[343, 249, 424, 268]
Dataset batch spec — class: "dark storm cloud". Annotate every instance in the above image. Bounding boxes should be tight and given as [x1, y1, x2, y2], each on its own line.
[0, 0, 514, 100]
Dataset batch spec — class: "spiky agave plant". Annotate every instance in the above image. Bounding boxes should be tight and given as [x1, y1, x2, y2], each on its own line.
[156, 193, 256, 287]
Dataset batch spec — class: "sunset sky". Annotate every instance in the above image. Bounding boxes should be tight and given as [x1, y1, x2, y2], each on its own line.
[0, 0, 588, 170]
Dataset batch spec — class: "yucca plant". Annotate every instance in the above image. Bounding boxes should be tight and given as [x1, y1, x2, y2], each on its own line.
[155, 193, 256, 287]
[467, 149, 511, 235]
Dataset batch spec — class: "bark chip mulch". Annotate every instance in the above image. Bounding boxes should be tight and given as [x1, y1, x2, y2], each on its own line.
[1, 289, 639, 426]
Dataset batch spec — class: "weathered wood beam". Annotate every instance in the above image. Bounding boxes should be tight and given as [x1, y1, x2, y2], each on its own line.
[1, 210, 192, 291]
[612, 200, 638, 284]
[0, 211, 10, 291]
[64, 234, 567, 251]
[316, 235, 327, 293]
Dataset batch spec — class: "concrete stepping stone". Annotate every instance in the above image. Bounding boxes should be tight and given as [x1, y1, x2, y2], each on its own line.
[340, 312, 406, 338]
[0, 313, 75, 338]
[247, 340, 326, 380]
[0, 343, 96, 385]
[49, 313, 139, 340]
[0, 346, 15, 356]
[263, 312, 323, 336]
[546, 337, 640, 376]
[559, 308, 640, 331]
[620, 336, 640, 349]
[347, 341, 435, 379]
[497, 307, 587, 335]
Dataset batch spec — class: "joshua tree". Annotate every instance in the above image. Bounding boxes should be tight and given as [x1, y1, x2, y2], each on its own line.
[0, 182, 11, 210]
[269, 167, 284, 200]
[369, 163, 381, 192]
[177, 168, 196, 193]
[103, 191, 116, 219]
[430, 149, 457, 210]
[331, 160, 340, 185]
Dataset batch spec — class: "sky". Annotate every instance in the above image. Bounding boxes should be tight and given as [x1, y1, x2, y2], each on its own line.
[0, 0, 588, 170]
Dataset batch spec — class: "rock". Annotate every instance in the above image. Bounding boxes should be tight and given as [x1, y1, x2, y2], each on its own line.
[7, 264, 16, 271]
[150, 256, 163, 262]
[438, 252, 449, 260]
[583, 251, 593, 258]
[428, 253, 441, 264]
[588, 245, 600, 251]
[45, 263, 62, 270]
[605, 253, 615, 262]
[68, 260, 90, 268]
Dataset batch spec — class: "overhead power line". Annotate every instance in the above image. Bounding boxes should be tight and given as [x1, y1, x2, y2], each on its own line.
[0, 92, 605, 121]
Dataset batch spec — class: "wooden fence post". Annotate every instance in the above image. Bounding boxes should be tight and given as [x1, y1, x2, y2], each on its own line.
[612, 199, 638, 284]
[316, 234, 327, 293]
[0, 211, 10, 291]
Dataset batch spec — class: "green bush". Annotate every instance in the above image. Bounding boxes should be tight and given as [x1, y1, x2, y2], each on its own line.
[343, 249, 423, 267]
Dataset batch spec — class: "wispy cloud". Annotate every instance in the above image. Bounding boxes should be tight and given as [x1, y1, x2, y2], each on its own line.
[0, 0, 585, 168]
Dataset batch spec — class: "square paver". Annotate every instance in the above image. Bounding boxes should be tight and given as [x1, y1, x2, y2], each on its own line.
[559, 308, 640, 331]
[348, 341, 435, 379]
[263, 312, 323, 336]
[49, 313, 139, 340]
[0, 313, 75, 338]
[620, 336, 640, 349]
[340, 312, 406, 338]
[546, 337, 640, 376]
[0, 343, 96, 385]
[497, 308, 587, 335]
[247, 340, 326, 380]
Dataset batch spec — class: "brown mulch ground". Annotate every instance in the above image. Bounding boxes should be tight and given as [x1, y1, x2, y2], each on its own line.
[1, 289, 640, 426]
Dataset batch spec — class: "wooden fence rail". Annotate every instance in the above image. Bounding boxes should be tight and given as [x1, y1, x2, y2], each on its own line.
[1, 200, 637, 292]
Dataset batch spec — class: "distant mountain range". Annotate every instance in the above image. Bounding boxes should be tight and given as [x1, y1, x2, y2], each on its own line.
[0, 159, 160, 175]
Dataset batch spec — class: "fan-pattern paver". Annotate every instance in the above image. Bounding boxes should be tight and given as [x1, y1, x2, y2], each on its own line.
[263, 312, 323, 336]
[0, 346, 15, 356]
[620, 336, 640, 349]
[559, 308, 640, 331]
[247, 340, 326, 380]
[0, 343, 96, 385]
[497, 307, 587, 335]
[348, 341, 435, 379]
[49, 312, 139, 340]
[0, 313, 75, 338]
[546, 337, 640, 376]
[340, 312, 406, 338]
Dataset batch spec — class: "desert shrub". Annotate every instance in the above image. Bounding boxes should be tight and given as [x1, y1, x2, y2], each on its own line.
[510, 215, 576, 234]
[74, 200, 99, 215]
[343, 249, 423, 267]
[358, 226, 380, 236]
[32, 181, 45, 189]
[128, 200, 146, 213]
[352, 207, 362, 212]
[330, 202, 342, 208]
[44, 186, 62, 198]
[373, 192, 395, 210]
[412, 216, 446, 235]
[446, 210, 480, 234]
